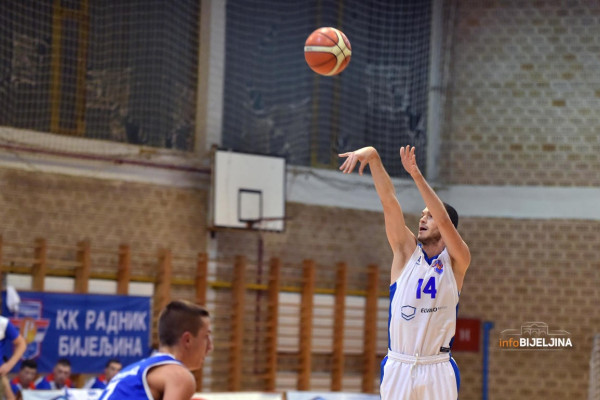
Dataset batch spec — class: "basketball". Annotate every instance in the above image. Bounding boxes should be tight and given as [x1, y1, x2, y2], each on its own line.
[304, 27, 352, 76]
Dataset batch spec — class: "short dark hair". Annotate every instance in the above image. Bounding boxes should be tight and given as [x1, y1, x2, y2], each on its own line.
[443, 202, 459, 228]
[20, 359, 37, 370]
[105, 358, 122, 368]
[56, 358, 71, 368]
[158, 300, 210, 347]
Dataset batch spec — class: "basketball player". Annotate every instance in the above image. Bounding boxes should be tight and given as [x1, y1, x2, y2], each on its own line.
[339, 145, 470, 400]
[9, 359, 37, 398]
[83, 358, 122, 390]
[35, 358, 72, 389]
[0, 315, 27, 376]
[99, 300, 213, 400]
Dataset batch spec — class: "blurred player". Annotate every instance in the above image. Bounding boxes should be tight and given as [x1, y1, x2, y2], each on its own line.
[35, 358, 72, 389]
[9, 359, 37, 398]
[0, 316, 27, 376]
[83, 359, 122, 390]
[339, 145, 471, 400]
[99, 300, 212, 400]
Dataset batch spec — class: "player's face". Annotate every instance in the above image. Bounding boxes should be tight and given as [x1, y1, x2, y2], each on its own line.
[105, 362, 122, 382]
[54, 364, 71, 386]
[417, 208, 441, 244]
[19, 367, 37, 385]
[187, 316, 213, 371]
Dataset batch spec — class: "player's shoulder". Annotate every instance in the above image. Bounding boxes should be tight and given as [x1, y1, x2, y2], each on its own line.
[390, 240, 419, 283]
[393, 229, 418, 258]
[148, 363, 195, 396]
[403, 240, 421, 261]
[149, 361, 193, 380]
[164, 362, 194, 379]
[166, 366, 196, 398]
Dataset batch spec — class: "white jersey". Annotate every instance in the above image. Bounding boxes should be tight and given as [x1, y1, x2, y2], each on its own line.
[388, 244, 459, 356]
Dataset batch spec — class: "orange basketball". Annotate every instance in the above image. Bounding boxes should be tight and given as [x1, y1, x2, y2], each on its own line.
[304, 27, 352, 76]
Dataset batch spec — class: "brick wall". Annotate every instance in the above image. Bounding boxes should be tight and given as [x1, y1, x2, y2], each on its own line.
[441, 0, 600, 186]
[457, 217, 600, 399]
[0, 168, 208, 258]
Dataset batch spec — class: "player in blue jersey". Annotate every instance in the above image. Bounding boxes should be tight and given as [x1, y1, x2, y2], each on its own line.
[83, 358, 122, 390]
[99, 300, 212, 400]
[0, 316, 27, 376]
[9, 359, 37, 398]
[35, 358, 73, 389]
[340, 145, 471, 400]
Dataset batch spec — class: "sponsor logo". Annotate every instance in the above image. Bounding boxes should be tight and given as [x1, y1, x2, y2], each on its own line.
[401, 305, 416, 321]
[420, 306, 447, 313]
[499, 321, 573, 350]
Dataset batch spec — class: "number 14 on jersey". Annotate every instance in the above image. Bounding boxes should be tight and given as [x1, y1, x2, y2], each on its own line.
[416, 277, 437, 299]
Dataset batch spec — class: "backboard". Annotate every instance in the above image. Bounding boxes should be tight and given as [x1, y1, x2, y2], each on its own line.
[210, 150, 286, 232]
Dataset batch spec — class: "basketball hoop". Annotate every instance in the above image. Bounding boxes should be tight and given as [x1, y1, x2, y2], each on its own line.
[210, 150, 286, 232]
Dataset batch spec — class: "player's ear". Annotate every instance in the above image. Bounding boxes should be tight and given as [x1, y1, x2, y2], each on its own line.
[181, 331, 192, 346]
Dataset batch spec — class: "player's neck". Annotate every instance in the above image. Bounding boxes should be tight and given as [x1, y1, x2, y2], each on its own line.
[420, 241, 445, 261]
[156, 346, 179, 360]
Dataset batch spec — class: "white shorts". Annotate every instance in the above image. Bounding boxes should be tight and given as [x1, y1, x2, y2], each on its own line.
[380, 351, 460, 400]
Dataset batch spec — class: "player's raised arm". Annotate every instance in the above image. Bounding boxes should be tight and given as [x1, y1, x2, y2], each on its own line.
[339, 147, 416, 280]
[0, 321, 27, 376]
[400, 146, 471, 282]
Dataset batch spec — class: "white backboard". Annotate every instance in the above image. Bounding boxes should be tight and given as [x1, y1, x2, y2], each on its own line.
[211, 150, 286, 231]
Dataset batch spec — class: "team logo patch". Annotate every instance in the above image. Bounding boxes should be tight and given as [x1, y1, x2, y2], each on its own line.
[432, 259, 444, 274]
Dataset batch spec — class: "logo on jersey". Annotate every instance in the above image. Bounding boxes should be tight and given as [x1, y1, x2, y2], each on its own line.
[401, 306, 416, 321]
[432, 259, 444, 274]
[420, 306, 447, 313]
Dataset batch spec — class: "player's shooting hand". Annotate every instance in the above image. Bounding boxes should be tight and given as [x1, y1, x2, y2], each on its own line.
[338, 146, 376, 175]
[400, 145, 422, 178]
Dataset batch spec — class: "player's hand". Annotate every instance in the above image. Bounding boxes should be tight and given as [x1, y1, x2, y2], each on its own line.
[400, 145, 422, 178]
[338, 146, 376, 175]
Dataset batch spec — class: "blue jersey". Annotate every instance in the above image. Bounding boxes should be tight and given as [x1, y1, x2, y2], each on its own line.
[0, 316, 19, 366]
[99, 353, 182, 400]
[83, 375, 107, 389]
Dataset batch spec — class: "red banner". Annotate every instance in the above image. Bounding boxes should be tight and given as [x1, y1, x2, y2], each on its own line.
[452, 318, 480, 352]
